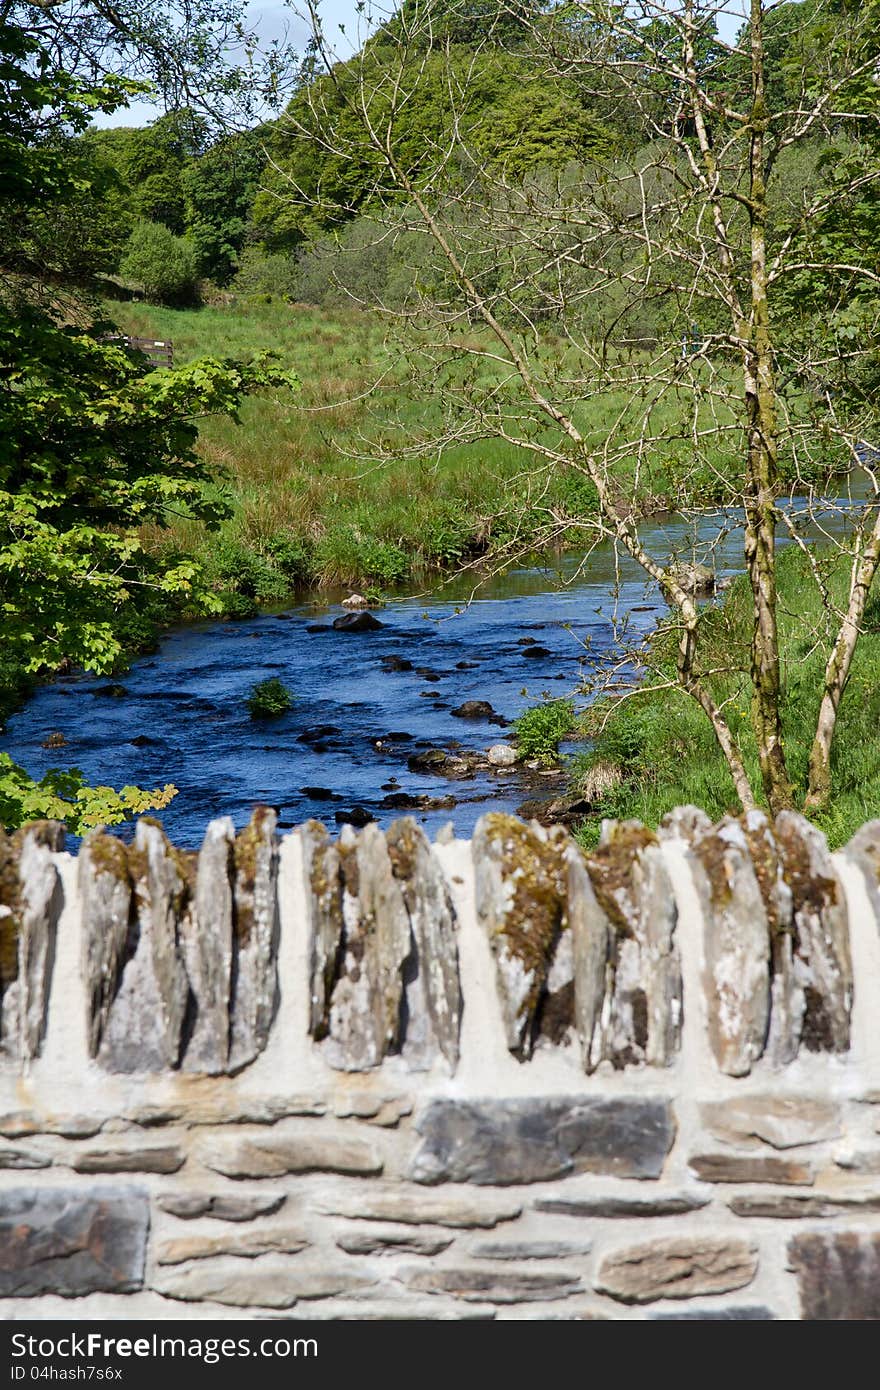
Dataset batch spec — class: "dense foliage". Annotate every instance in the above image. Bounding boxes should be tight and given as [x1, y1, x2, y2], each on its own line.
[0, 18, 298, 831]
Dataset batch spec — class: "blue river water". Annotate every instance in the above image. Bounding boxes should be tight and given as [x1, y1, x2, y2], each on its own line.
[1, 494, 869, 847]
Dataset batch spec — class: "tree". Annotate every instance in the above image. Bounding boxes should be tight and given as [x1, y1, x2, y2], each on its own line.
[1, 0, 298, 127]
[182, 128, 266, 283]
[288, 0, 880, 819]
[120, 219, 199, 302]
[0, 18, 298, 831]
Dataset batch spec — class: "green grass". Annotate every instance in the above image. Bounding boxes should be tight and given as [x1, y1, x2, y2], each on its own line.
[570, 545, 880, 850]
[106, 297, 841, 608]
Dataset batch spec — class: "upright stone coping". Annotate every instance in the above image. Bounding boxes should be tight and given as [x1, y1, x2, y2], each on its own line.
[1, 808, 880, 1317]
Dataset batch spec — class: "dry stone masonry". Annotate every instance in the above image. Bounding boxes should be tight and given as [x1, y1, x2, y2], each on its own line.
[2, 805, 880, 1317]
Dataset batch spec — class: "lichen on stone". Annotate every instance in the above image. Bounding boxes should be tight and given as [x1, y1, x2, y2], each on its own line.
[472, 812, 570, 1059]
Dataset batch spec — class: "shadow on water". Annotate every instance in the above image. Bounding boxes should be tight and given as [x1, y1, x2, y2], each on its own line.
[3, 484, 875, 848]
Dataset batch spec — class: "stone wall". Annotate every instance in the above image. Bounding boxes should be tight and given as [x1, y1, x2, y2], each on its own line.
[2, 805, 880, 1319]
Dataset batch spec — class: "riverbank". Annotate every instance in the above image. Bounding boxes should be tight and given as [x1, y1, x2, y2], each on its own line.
[568, 545, 880, 851]
[107, 297, 845, 610]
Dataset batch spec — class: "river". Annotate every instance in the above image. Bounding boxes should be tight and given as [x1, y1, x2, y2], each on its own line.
[1, 492, 869, 847]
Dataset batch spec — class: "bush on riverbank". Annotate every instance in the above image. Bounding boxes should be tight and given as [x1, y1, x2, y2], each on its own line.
[513, 698, 576, 766]
[571, 546, 880, 850]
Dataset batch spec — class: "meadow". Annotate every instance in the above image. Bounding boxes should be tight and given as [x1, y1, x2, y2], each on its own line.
[109, 297, 817, 608]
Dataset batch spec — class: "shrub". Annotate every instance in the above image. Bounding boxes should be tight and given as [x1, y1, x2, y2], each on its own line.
[513, 698, 576, 765]
[247, 677, 293, 719]
[121, 220, 199, 306]
[233, 247, 300, 301]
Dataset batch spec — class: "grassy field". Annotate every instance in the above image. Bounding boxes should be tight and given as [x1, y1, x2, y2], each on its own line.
[107, 296, 836, 610]
[570, 545, 880, 850]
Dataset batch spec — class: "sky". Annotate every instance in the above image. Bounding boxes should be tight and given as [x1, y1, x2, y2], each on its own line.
[92, 0, 749, 128]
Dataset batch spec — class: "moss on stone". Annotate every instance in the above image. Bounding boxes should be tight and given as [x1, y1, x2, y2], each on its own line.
[586, 821, 656, 938]
[775, 818, 839, 916]
[233, 810, 273, 945]
[740, 815, 791, 938]
[480, 813, 568, 1046]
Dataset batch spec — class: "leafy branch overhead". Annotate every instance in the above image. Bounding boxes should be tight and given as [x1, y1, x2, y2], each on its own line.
[0, 14, 299, 832]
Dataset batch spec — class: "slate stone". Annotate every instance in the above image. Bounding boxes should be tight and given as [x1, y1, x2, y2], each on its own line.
[843, 820, 880, 924]
[71, 1143, 185, 1174]
[585, 820, 682, 1068]
[336, 1229, 454, 1256]
[729, 1193, 880, 1218]
[834, 1148, 880, 1174]
[404, 1268, 583, 1303]
[96, 820, 189, 1073]
[688, 1153, 814, 1185]
[0, 1187, 149, 1296]
[789, 1231, 880, 1319]
[321, 823, 411, 1072]
[0, 1111, 103, 1139]
[409, 1096, 674, 1185]
[302, 820, 343, 1040]
[180, 816, 235, 1073]
[700, 1095, 841, 1150]
[157, 1193, 286, 1221]
[332, 1095, 412, 1127]
[157, 1259, 375, 1307]
[534, 1193, 709, 1218]
[386, 817, 462, 1072]
[658, 805, 713, 844]
[471, 814, 570, 1059]
[738, 810, 798, 1066]
[0, 1145, 51, 1169]
[691, 817, 770, 1076]
[321, 1191, 522, 1228]
[775, 811, 852, 1054]
[156, 1227, 309, 1264]
[566, 844, 608, 1072]
[228, 808, 280, 1071]
[198, 1132, 382, 1179]
[79, 832, 133, 1059]
[596, 1235, 758, 1304]
[128, 1095, 326, 1127]
[470, 1240, 593, 1260]
[154, 1262, 297, 1308]
[652, 1306, 775, 1320]
[14, 827, 64, 1062]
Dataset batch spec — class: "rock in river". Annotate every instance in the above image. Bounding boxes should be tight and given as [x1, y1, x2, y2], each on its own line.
[332, 612, 384, 633]
[452, 701, 497, 720]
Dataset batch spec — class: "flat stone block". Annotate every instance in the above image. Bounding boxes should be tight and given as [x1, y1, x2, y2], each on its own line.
[596, 1236, 758, 1304]
[0, 1187, 148, 1297]
[71, 1142, 185, 1174]
[157, 1227, 309, 1265]
[157, 1193, 286, 1222]
[336, 1229, 453, 1256]
[651, 1306, 775, 1320]
[729, 1193, 880, 1219]
[688, 1153, 814, 1185]
[405, 1267, 583, 1304]
[0, 1145, 51, 1170]
[789, 1231, 880, 1319]
[535, 1192, 708, 1218]
[198, 1133, 382, 1179]
[0, 1112, 103, 1139]
[409, 1097, 674, 1185]
[322, 1190, 522, 1228]
[470, 1240, 593, 1261]
[156, 1260, 375, 1308]
[700, 1096, 841, 1150]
